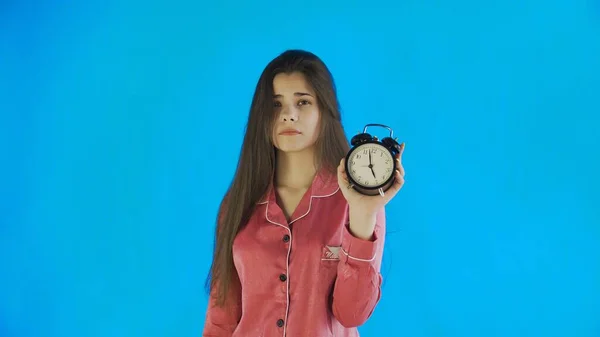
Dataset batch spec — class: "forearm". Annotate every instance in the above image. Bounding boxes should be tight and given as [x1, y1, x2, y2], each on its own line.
[331, 207, 386, 327]
[348, 206, 377, 241]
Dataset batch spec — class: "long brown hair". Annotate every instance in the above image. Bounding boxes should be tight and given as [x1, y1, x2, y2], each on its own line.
[205, 49, 351, 306]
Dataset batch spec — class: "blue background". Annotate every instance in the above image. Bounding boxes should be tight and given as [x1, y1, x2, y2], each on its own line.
[1, 1, 599, 336]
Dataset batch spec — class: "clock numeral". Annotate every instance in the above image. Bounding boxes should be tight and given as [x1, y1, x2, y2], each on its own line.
[363, 149, 369, 155]
[356, 154, 362, 159]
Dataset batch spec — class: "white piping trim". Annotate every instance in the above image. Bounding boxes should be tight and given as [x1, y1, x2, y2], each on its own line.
[289, 186, 340, 225]
[341, 247, 377, 262]
[258, 183, 339, 336]
[264, 203, 291, 337]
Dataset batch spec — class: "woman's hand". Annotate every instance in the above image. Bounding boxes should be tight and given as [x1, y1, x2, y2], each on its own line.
[337, 143, 405, 239]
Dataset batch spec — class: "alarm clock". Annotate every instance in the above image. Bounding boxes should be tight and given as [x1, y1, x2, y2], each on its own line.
[344, 123, 402, 197]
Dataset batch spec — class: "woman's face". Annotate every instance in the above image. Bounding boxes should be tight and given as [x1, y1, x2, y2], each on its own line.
[271, 72, 321, 154]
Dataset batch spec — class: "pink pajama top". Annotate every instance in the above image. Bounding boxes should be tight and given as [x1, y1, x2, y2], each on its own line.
[202, 168, 386, 336]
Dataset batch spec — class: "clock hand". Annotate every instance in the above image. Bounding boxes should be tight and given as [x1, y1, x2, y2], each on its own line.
[368, 149, 376, 178]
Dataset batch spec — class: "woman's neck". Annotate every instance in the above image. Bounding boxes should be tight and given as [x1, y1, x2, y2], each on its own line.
[275, 148, 318, 190]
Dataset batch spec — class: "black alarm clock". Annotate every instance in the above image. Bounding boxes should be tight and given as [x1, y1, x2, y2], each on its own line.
[344, 123, 402, 196]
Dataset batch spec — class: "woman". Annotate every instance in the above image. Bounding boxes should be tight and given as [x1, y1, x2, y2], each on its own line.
[202, 49, 405, 337]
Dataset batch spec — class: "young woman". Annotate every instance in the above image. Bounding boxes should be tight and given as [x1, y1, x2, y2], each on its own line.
[202, 49, 405, 337]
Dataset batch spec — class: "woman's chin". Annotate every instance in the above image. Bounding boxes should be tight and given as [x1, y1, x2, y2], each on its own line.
[275, 142, 315, 154]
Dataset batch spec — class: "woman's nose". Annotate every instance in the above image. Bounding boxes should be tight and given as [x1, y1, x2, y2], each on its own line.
[279, 106, 298, 122]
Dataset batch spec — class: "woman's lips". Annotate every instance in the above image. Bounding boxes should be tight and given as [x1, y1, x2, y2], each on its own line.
[279, 130, 302, 135]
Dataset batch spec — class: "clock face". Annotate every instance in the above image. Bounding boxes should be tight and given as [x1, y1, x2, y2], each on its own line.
[347, 143, 395, 188]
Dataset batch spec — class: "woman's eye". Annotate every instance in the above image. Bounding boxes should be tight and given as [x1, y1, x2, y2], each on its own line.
[273, 101, 281, 107]
[298, 100, 311, 106]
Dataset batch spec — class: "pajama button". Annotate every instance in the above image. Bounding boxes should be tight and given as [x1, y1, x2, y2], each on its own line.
[279, 273, 287, 282]
[277, 319, 284, 327]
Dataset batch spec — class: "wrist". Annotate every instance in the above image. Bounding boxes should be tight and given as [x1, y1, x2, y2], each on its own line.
[348, 207, 377, 240]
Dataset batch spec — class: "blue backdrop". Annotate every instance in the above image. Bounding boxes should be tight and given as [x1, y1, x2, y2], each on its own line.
[1, 1, 599, 336]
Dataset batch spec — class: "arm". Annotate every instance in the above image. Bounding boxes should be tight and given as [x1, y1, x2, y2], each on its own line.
[202, 272, 242, 336]
[331, 206, 386, 328]
[202, 194, 242, 336]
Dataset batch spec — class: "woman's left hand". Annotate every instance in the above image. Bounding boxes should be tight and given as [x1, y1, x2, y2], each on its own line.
[337, 142, 405, 215]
